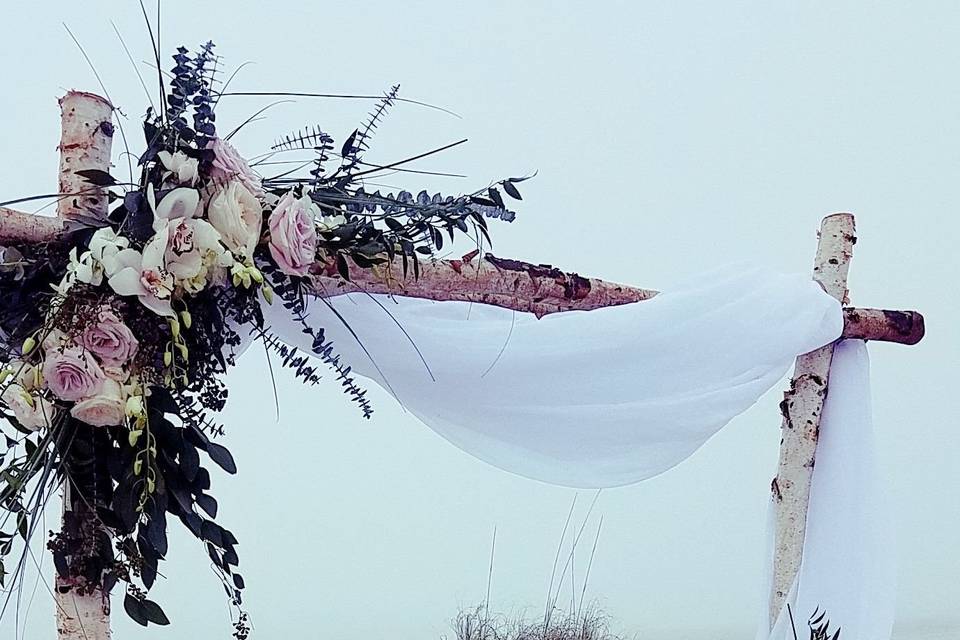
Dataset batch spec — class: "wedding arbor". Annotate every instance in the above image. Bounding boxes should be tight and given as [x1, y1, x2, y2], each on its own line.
[0, 88, 924, 640]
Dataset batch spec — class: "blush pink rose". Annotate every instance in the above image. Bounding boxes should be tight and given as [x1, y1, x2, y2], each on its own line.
[207, 138, 262, 195]
[1, 384, 56, 431]
[268, 192, 318, 276]
[70, 379, 125, 427]
[79, 307, 139, 368]
[42, 346, 106, 402]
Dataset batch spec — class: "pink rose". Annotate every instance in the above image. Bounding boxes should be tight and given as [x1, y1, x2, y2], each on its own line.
[79, 307, 139, 368]
[1, 384, 56, 431]
[42, 346, 106, 402]
[70, 379, 125, 427]
[207, 138, 262, 195]
[268, 192, 318, 276]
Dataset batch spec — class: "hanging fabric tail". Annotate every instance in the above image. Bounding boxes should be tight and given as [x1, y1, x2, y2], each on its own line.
[763, 340, 896, 639]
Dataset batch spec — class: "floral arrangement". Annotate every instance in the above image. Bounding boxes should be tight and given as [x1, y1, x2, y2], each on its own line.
[0, 40, 525, 634]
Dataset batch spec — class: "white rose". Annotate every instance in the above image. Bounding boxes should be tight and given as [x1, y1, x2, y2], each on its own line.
[207, 181, 263, 260]
[70, 378, 125, 427]
[1, 384, 56, 431]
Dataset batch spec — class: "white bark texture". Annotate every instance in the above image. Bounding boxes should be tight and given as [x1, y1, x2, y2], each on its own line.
[0, 207, 63, 242]
[57, 91, 114, 224]
[54, 91, 113, 640]
[769, 213, 856, 626]
[309, 251, 658, 317]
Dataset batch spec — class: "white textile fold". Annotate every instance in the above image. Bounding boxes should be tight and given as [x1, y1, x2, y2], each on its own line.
[262, 264, 842, 488]
[762, 340, 895, 640]
[261, 265, 891, 637]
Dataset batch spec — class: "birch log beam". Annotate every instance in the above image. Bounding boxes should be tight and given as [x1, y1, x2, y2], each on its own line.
[768, 213, 856, 627]
[307, 252, 924, 343]
[842, 307, 925, 345]
[0, 207, 63, 243]
[54, 90, 114, 640]
[309, 252, 658, 317]
[0, 205, 926, 343]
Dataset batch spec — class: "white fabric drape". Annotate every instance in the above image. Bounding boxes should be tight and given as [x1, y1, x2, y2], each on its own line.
[263, 264, 842, 487]
[260, 264, 891, 638]
[762, 340, 895, 640]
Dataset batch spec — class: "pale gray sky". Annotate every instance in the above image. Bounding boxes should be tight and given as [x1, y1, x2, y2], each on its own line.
[1, 2, 957, 639]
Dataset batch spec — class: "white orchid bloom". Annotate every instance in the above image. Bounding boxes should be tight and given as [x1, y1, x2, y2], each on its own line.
[72, 249, 99, 284]
[157, 150, 200, 186]
[89, 227, 129, 256]
[107, 227, 175, 317]
[316, 213, 347, 232]
[88, 227, 130, 277]
[164, 217, 225, 283]
[55, 246, 104, 294]
[146, 185, 229, 291]
[306, 199, 347, 232]
[148, 186, 201, 230]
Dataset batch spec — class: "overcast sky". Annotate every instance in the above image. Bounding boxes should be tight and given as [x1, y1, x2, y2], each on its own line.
[1, 2, 958, 639]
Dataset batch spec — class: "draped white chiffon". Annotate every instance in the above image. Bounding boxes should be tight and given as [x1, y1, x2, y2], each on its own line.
[263, 264, 842, 487]
[762, 340, 895, 640]
[260, 264, 891, 638]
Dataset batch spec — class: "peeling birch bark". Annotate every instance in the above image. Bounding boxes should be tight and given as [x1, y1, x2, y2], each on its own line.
[309, 251, 658, 317]
[53, 91, 113, 640]
[842, 307, 925, 345]
[57, 91, 114, 224]
[0, 205, 925, 342]
[56, 586, 112, 640]
[769, 213, 856, 627]
[0, 207, 63, 243]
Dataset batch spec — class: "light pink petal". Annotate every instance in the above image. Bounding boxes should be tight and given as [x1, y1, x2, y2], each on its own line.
[113, 248, 143, 270]
[108, 267, 146, 297]
[140, 294, 175, 318]
[142, 226, 169, 271]
[168, 251, 202, 279]
[156, 187, 200, 221]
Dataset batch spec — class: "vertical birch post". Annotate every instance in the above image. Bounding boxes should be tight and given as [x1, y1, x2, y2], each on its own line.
[54, 90, 115, 640]
[769, 213, 856, 626]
